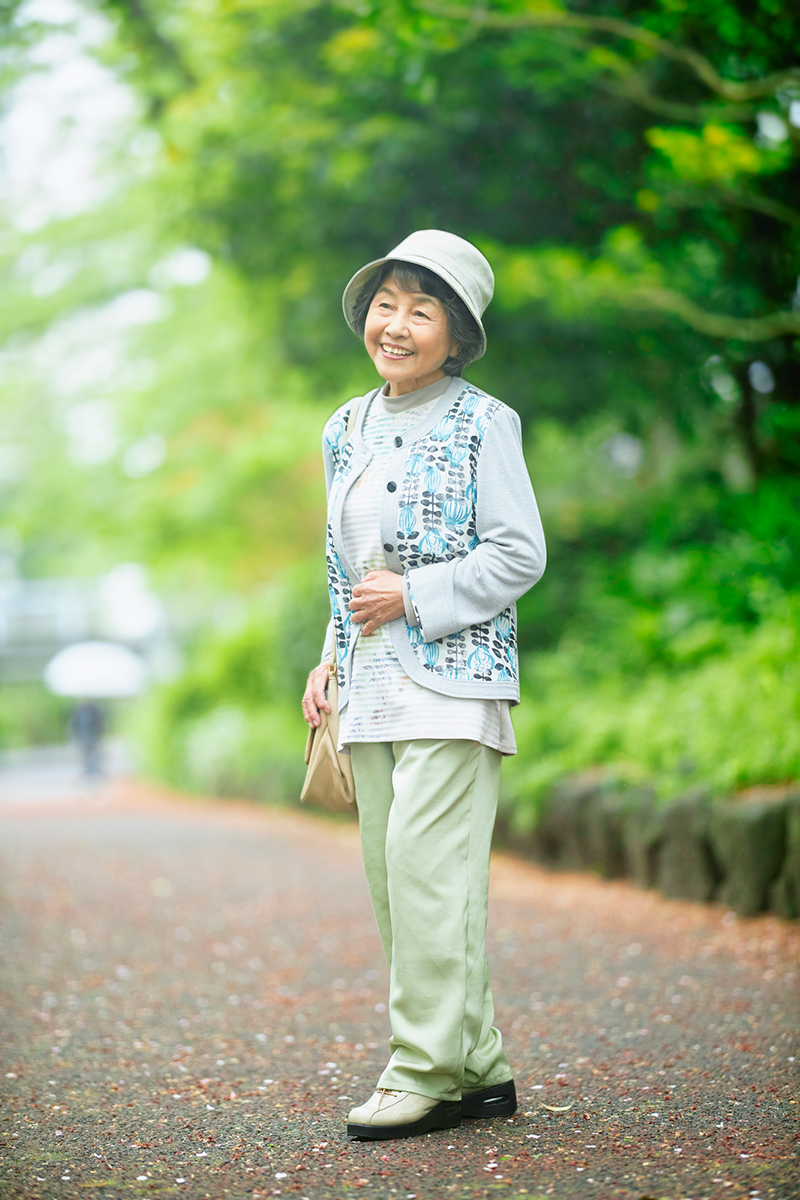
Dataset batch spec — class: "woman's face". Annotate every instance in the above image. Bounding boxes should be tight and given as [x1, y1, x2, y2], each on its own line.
[364, 276, 458, 396]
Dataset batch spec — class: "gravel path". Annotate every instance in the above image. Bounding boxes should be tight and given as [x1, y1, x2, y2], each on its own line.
[0, 776, 797, 1200]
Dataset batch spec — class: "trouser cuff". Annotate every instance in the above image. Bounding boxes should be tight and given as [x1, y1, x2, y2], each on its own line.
[378, 1067, 460, 1102]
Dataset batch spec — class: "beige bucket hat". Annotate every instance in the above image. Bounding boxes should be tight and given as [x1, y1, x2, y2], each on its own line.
[341, 229, 494, 360]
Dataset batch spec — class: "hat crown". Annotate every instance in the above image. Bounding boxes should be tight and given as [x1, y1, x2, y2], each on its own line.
[385, 229, 494, 318]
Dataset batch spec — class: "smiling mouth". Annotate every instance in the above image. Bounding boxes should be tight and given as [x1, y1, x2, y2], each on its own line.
[380, 343, 413, 359]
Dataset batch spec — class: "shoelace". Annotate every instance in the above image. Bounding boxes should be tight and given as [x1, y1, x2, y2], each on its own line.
[375, 1087, 400, 1108]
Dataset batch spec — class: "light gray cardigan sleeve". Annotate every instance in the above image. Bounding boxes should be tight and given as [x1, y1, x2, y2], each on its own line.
[405, 405, 545, 643]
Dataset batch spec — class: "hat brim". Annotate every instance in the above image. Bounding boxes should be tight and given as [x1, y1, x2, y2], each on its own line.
[341, 252, 487, 360]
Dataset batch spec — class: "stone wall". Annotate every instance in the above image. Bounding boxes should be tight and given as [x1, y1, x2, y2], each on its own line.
[495, 776, 800, 919]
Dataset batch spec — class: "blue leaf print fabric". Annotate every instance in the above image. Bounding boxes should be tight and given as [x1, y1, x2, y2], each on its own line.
[419, 529, 448, 558]
[441, 498, 470, 529]
[399, 505, 416, 533]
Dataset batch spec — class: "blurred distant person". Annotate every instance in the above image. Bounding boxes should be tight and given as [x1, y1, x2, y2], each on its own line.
[68, 701, 106, 778]
[303, 231, 546, 1140]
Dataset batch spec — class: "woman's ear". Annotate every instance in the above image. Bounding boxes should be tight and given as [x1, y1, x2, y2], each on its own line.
[449, 341, 459, 360]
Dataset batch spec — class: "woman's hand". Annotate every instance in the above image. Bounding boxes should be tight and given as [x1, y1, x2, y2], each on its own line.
[302, 662, 333, 728]
[349, 570, 405, 636]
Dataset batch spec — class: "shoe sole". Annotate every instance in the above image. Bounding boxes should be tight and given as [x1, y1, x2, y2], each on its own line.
[347, 1099, 462, 1141]
[461, 1079, 517, 1119]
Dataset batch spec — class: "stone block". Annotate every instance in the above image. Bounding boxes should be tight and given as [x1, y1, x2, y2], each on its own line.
[709, 796, 788, 917]
[769, 792, 800, 919]
[584, 787, 653, 879]
[622, 791, 661, 888]
[531, 772, 604, 870]
[652, 791, 720, 902]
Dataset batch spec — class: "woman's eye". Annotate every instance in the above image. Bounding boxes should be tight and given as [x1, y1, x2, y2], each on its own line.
[414, 310, 430, 319]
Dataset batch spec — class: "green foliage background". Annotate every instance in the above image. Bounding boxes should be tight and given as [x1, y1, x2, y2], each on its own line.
[1, 0, 799, 810]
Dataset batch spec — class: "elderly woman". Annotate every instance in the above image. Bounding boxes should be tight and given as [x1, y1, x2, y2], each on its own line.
[302, 230, 545, 1141]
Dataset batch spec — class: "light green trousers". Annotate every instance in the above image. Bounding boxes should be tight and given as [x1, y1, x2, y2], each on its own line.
[350, 738, 512, 1101]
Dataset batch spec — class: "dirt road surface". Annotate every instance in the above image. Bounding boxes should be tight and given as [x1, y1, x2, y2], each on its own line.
[0, 773, 797, 1200]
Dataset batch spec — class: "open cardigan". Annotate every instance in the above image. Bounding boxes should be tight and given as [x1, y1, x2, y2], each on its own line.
[323, 375, 546, 708]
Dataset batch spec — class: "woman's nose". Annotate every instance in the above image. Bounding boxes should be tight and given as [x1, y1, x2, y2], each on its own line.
[385, 310, 409, 338]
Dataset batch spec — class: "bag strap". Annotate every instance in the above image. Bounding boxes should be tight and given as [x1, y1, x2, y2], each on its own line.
[344, 385, 383, 441]
[345, 395, 361, 441]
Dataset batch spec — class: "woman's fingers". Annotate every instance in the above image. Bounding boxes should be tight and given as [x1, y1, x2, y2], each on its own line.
[348, 571, 405, 632]
[302, 664, 332, 727]
[302, 683, 319, 727]
[313, 667, 332, 714]
[350, 569, 380, 601]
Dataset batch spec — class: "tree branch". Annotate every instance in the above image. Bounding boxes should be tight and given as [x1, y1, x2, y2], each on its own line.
[630, 287, 800, 340]
[104, 0, 196, 108]
[420, 3, 800, 101]
[597, 72, 755, 125]
[551, 29, 757, 123]
[660, 185, 800, 228]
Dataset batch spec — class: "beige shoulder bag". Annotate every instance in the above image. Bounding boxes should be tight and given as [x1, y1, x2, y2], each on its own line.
[299, 655, 356, 814]
[300, 398, 362, 815]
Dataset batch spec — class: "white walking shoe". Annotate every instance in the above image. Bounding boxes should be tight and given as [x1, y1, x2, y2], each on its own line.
[346, 1087, 461, 1140]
